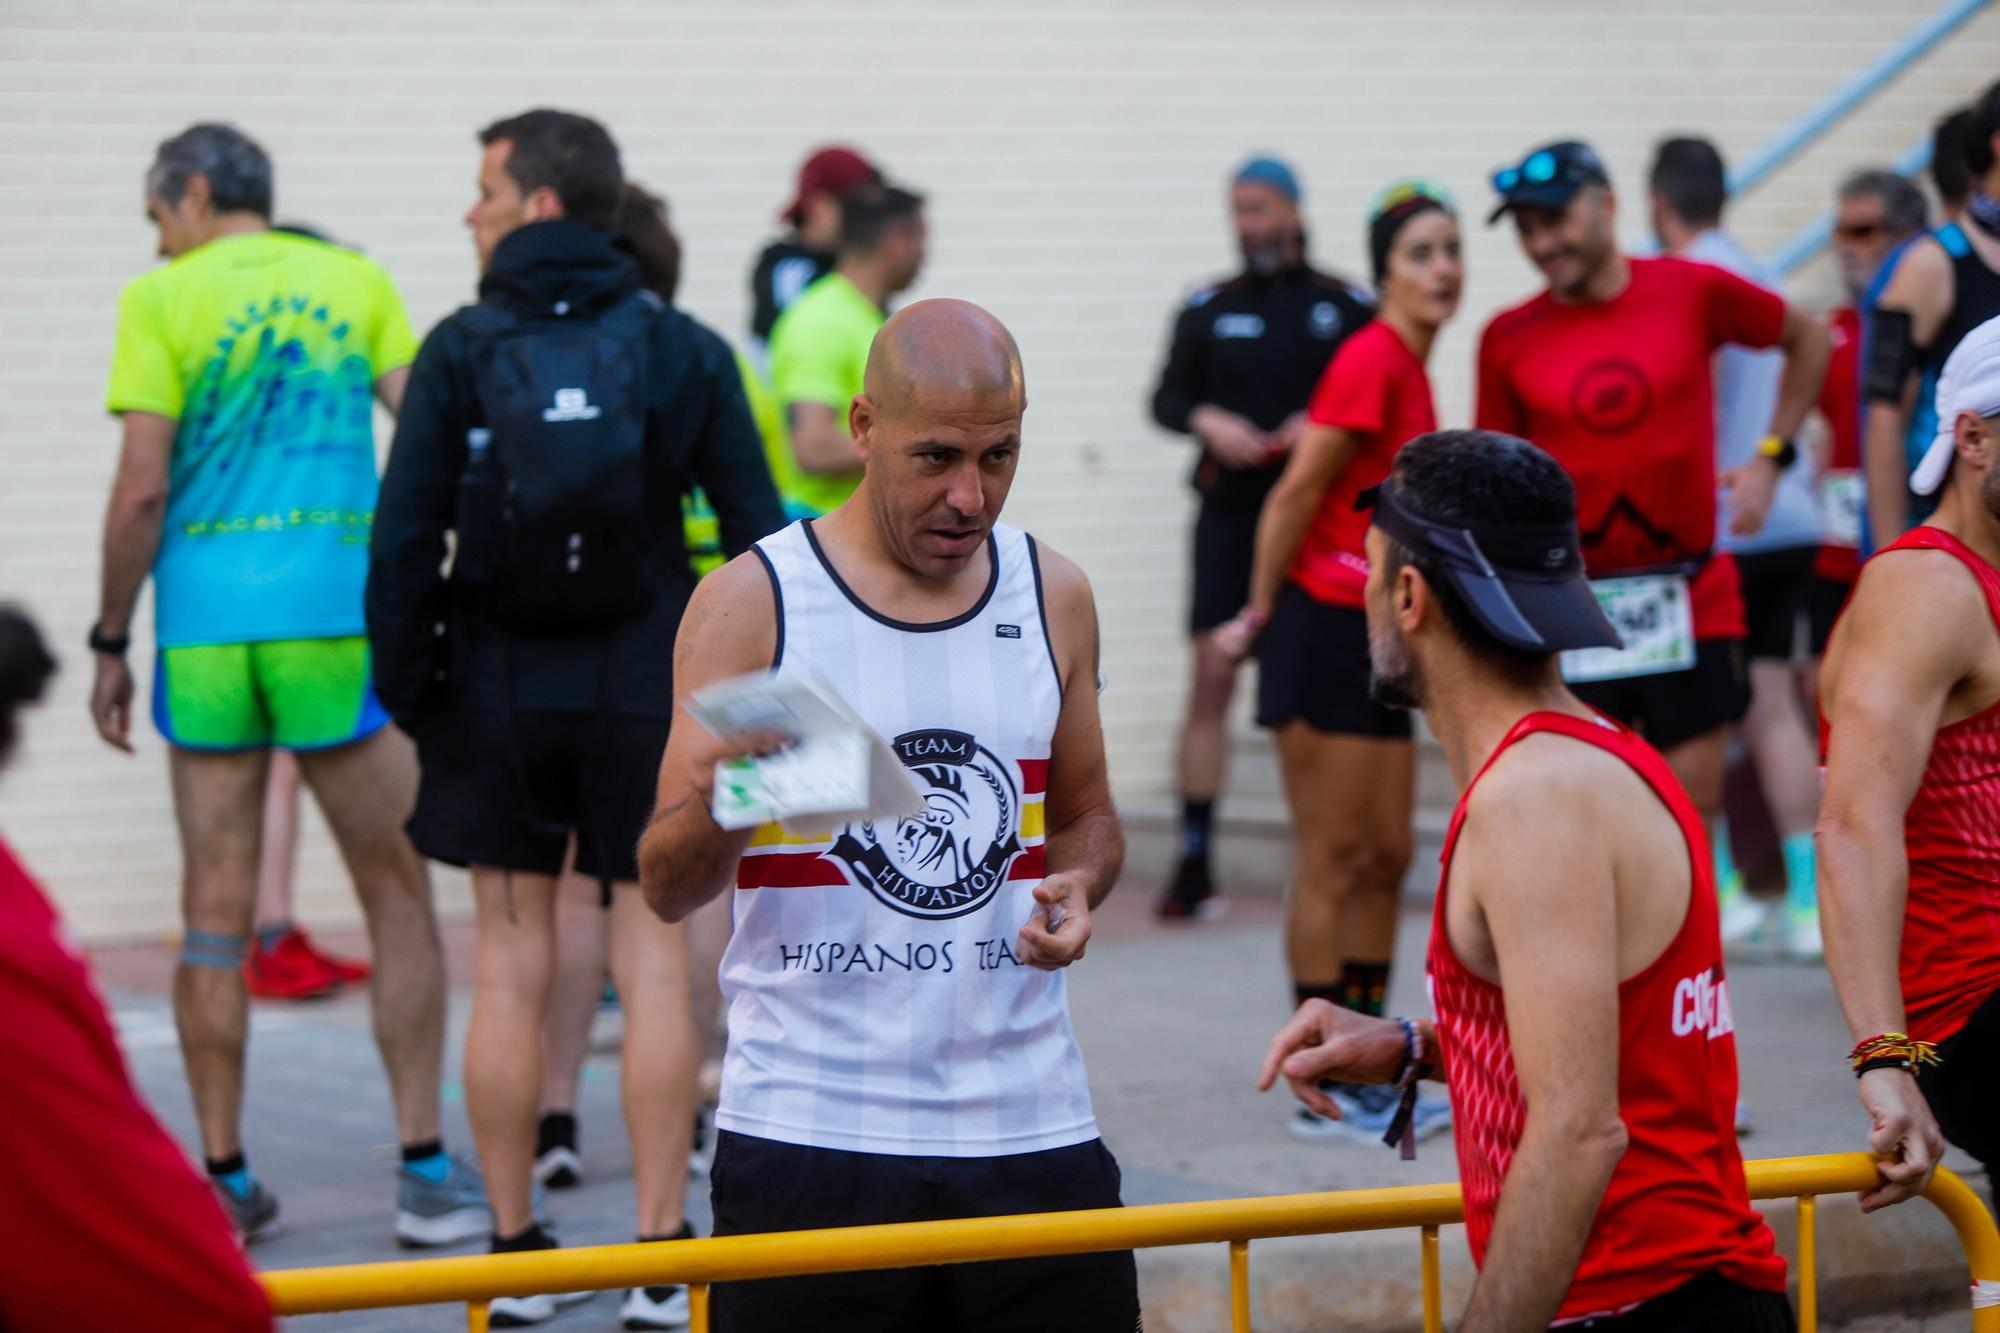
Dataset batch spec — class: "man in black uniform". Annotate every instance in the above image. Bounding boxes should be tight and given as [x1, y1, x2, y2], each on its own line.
[1149, 155, 1372, 918]
[746, 145, 880, 366]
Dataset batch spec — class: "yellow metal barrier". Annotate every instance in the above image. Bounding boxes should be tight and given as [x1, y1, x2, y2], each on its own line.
[262, 1154, 1999, 1331]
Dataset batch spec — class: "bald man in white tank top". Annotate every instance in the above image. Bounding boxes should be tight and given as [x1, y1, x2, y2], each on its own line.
[641, 299, 1139, 1332]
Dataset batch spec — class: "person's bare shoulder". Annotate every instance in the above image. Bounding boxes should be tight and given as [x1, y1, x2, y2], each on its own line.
[1027, 537, 1097, 687]
[675, 551, 779, 684]
[1879, 236, 1953, 308]
[1457, 730, 1642, 877]
[1831, 544, 1988, 676]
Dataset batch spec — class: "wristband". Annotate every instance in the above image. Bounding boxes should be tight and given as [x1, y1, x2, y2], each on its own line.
[1383, 1017, 1435, 1161]
[87, 622, 130, 657]
[1756, 435, 1799, 469]
[1847, 1031, 1941, 1073]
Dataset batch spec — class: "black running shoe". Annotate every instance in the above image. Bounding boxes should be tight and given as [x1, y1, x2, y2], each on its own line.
[1155, 856, 1226, 921]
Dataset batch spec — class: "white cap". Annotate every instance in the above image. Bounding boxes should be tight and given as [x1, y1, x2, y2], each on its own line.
[1914, 313, 2000, 496]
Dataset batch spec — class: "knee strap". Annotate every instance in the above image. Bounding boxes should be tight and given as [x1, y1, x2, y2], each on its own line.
[180, 930, 248, 970]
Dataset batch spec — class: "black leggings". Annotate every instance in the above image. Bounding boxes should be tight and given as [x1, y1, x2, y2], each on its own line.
[1568, 1271, 1795, 1331]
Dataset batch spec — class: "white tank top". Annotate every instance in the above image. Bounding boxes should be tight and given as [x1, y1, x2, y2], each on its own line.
[715, 519, 1099, 1157]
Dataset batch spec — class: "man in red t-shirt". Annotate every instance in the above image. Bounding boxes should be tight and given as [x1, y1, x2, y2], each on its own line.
[1476, 139, 1829, 828]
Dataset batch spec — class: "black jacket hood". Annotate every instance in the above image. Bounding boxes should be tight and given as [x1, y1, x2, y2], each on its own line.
[477, 219, 640, 319]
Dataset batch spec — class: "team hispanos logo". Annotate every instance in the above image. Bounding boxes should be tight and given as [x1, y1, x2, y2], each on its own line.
[829, 728, 1023, 920]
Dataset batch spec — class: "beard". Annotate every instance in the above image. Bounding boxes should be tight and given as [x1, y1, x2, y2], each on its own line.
[1367, 616, 1424, 712]
[1983, 457, 2000, 525]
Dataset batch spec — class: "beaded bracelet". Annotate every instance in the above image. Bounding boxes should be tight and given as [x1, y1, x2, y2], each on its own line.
[1848, 1032, 1940, 1074]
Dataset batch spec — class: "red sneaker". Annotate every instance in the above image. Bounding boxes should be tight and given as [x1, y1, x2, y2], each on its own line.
[290, 926, 371, 984]
[244, 929, 345, 1001]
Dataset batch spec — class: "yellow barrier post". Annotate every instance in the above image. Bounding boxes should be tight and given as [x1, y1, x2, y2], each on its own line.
[1228, 1238, 1251, 1331]
[1420, 1224, 1442, 1333]
[258, 1155, 2000, 1329]
[1796, 1194, 1817, 1333]
[689, 1282, 710, 1333]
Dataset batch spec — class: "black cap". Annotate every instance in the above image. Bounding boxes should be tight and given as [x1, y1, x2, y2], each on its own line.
[1488, 140, 1612, 225]
[1356, 480, 1621, 654]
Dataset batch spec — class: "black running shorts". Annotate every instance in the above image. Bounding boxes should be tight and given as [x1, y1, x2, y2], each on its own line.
[1804, 574, 1853, 657]
[1568, 639, 1750, 754]
[709, 1131, 1141, 1332]
[1732, 547, 1817, 662]
[1569, 1270, 1794, 1331]
[1190, 501, 1260, 633]
[407, 708, 670, 882]
[1917, 983, 2000, 1173]
[1255, 583, 1412, 739]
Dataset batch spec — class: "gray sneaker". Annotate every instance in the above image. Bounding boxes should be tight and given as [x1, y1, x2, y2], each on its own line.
[396, 1153, 493, 1248]
[216, 1177, 283, 1245]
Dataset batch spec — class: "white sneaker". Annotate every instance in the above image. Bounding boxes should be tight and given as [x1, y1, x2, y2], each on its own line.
[489, 1289, 592, 1327]
[1784, 910, 1823, 963]
[1734, 1100, 1755, 1137]
[621, 1284, 692, 1330]
[1718, 892, 1769, 950]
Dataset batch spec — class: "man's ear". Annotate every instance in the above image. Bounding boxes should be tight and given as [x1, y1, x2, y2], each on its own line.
[848, 394, 874, 455]
[1959, 410, 1998, 469]
[1394, 562, 1428, 633]
[522, 186, 565, 223]
[181, 171, 212, 217]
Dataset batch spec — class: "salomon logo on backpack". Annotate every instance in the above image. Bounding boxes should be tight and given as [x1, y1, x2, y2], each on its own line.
[455, 291, 661, 632]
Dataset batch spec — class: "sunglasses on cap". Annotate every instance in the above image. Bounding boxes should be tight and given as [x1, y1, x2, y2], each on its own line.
[1489, 141, 1610, 197]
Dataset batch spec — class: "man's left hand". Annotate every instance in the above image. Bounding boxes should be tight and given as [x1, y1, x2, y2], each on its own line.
[1017, 872, 1093, 970]
[1720, 456, 1781, 536]
[90, 653, 135, 754]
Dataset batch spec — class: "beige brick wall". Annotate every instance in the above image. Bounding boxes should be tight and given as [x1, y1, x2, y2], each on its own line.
[3, 0, 1994, 941]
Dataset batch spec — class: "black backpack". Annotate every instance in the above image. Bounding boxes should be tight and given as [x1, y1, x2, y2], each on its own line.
[454, 289, 662, 633]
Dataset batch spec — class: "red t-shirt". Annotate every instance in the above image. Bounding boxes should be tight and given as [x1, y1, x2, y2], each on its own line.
[1475, 256, 1787, 640]
[0, 838, 271, 1331]
[1430, 712, 1787, 1321]
[1291, 320, 1437, 607]
[1814, 306, 1864, 584]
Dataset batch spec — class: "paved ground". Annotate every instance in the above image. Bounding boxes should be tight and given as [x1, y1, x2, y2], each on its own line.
[97, 890, 1988, 1331]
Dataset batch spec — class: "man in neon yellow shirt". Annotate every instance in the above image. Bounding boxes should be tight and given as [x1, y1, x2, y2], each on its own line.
[767, 184, 926, 515]
[90, 123, 476, 1248]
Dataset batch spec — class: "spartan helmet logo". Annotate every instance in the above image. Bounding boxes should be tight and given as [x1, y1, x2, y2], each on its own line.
[828, 728, 1024, 920]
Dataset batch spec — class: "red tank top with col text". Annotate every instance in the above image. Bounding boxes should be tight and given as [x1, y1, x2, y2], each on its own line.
[1834, 527, 2000, 1046]
[1428, 711, 1786, 1321]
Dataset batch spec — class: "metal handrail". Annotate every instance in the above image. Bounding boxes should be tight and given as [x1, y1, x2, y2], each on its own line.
[260, 1154, 2000, 1333]
[1730, 0, 1993, 199]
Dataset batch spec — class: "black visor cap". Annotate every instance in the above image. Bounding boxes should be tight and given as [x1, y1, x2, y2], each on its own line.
[1356, 482, 1622, 654]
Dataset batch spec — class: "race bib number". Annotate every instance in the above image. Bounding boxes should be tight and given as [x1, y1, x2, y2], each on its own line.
[1819, 470, 1864, 549]
[1560, 574, 1695, 684]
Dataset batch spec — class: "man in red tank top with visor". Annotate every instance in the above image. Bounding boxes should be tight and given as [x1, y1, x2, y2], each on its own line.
[1820, 312, 2000, 1204]
[1260, 430, 1791, 1331]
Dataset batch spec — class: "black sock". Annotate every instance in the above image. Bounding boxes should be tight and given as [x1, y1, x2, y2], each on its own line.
[399, 1137, 445, 1165]
[1338, 959, 1392, 1019]
[537, 1111, 578, 1156]
[205, 1151, 246, 1177]
[638, 1221, 696, 1244]
[1179, 799, 1215, 864]
[637, 1223, 696, 1298]
[492, 1222, 556, 1253]
[1293, 982, 1343, 1009]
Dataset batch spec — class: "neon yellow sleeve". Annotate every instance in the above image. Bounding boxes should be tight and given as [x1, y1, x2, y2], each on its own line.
[104, 276, 184, 419]
[363, 260, 419, 375]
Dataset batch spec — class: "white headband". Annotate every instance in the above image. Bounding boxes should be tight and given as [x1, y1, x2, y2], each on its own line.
[1914, 312, 2000, 496]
